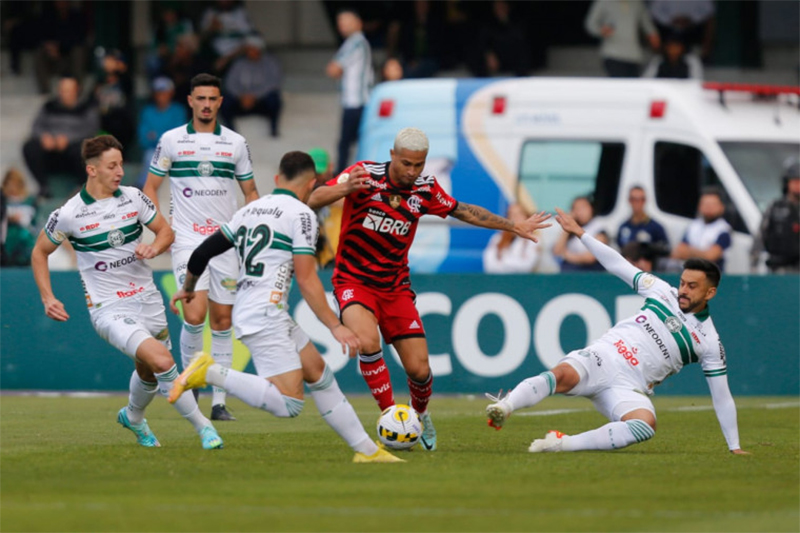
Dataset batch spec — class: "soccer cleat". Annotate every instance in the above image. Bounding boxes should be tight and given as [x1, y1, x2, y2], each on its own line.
[117, 407, 160, 448]
[353, 442, 406, 463]
[169, 352, 215, 404]
[200, 425, 224, 450]
[485, 391, 513, 430]
[528, 430, 567, 453]
[418, 411, 437, 451]
[211, 404, 236, 421]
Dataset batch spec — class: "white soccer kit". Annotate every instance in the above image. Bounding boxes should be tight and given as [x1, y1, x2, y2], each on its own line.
[219, 189, 318, 377]
[149, 122, 254, 303]
[44, 186, 170, 357]
[334, 31, 373, 109]
[562, 234, 740, 450]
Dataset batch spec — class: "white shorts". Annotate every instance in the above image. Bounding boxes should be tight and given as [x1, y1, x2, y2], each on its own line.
[239, 314, 310, 378]
[172, 246, 238, 305]
[561, 340, 656, 422]
[90, 290, 171, 359]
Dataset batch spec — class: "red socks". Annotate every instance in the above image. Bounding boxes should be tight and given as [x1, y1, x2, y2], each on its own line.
[358, 351, 395, 411]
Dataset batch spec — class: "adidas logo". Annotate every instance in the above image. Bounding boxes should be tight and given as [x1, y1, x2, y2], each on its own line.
[371, 193, 382, 203]
[410, 320, 420, 329]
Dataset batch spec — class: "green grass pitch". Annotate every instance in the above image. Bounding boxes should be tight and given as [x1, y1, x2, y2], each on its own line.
[1, 394, 797, 532]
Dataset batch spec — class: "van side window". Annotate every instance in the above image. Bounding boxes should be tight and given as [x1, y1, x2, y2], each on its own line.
[518, 141, 624, 214]
[654, 141, 748, 233]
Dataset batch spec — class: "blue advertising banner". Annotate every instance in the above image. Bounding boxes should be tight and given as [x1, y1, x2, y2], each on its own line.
[2, 269, 797, 395]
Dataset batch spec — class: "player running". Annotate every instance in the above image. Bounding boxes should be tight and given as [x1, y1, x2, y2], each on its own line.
[308, 127, 552, 451]
[143, 73, 259, 421]
[31, 135, 223, 449]
[485, 207, 748, 455]
[168, 151, 403, 463]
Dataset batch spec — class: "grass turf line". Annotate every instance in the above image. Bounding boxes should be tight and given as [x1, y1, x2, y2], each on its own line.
[1, 395, 797, 532]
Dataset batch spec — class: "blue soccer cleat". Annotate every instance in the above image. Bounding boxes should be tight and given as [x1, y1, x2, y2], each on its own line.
[117, 407, 161, 448]
[419, 411, 437, 451]
[200, 425, 224, 450]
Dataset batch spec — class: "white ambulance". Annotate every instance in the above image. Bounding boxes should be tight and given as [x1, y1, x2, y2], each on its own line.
[356, 78, 800, 273]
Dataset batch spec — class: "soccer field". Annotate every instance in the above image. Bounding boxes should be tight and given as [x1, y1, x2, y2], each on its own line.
[1, 394, 797, 533]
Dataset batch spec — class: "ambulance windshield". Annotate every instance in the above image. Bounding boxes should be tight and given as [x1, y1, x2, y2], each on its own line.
[719, 141, 800, 212]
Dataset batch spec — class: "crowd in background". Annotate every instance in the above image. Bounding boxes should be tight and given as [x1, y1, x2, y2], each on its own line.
[0, 0, 796, 274]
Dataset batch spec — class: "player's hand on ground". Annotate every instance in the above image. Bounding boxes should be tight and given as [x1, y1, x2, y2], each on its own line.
[342, 165, 370, 193]
[731, 449, 751, 455]
[554, 207, 585, 238]
[169, 289, 195, 315]
[515, 211, 552, 242]
[331, 324, 361, 357]
[43, 297, 69, 321]
[134, 243, 158, 260]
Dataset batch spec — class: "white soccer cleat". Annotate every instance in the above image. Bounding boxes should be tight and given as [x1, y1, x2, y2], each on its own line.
[528, 430, 567, 453]
[485, 391, 513, 430]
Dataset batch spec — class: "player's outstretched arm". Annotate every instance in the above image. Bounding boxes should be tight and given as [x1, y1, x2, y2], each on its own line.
[706, 374, 749, 455]
[307, 165, 369, 210]
[451, 202, 551, 242]
[293, 254, 361, 356]
[136, 211, 174, 260]
[170, 231, 233, 314]
[31, 231, 70, 322]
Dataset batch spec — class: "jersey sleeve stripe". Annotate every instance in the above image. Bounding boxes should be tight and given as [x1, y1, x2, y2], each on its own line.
[235, 173, 254, 181]
[149, 166, 167, 177]
[145, 212, 157, 225]
[293, 248, 316, 255]
[704, 368, 727, 377]
[220, 224, 234, 242]
[45, 231, 62, 246]
[633, 271, 643, 291]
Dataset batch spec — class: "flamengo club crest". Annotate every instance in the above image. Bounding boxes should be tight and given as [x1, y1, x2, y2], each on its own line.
[197, 161, 214, 177]
[389, 195, 402, 209]
[107, 229, 125, 248]
[407, 195, 421, 213]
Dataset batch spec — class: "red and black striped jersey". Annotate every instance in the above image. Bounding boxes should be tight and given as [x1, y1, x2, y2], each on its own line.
[326, 161, 457, 290]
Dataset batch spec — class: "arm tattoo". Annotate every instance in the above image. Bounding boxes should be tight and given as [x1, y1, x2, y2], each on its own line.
[452, 202, 515, 231]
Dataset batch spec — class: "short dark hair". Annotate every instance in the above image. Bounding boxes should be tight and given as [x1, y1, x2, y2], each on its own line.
[81, 135, 123, 164]
[683, 258, 721, 287]
[190, 73, 221, 93]
[279, 151, 316, 181]
[629, 185, 645, 195]
[700, 186, 723, 202]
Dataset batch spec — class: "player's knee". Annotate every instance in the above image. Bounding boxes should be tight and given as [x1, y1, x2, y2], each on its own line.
[281, 396, 304, 418]
[405, 363, 430, 383]
[210, 316, 232, 331]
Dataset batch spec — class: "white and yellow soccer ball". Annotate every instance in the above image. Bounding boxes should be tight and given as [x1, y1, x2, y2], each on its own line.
[377, 404, 422, 450]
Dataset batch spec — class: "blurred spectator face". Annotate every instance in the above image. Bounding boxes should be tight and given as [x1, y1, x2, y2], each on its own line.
[788, 177, 800, 198]
[174, 34, 198, 61]
[153, 87, 174, 108]
[58, 77, 80, 108]
[189, 85, 223, 124]
[162, 8, 178, 26]
[628, 187, 646, 216]
[698, 193, 725, 222]
[336, 12, 362, 38]
[493, 0, 511, 22]
[243, 36, 265, 61]
[665, 40, 686, 63]
[2, 169, 28, 198]
[571, 197, 594, 226]
[383, 58, 403, 81]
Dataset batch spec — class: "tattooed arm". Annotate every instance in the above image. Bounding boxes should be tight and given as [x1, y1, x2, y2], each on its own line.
[451, 202, 552, 242]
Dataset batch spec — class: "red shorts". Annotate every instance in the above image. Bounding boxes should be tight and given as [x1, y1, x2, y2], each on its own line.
[333, 283, 425, 344]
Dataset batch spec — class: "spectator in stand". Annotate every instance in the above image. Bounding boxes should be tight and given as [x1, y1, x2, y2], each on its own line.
[476, 0, 530, 77]
[23, 76, 99, 199]
[136, 77, 188, 189]
[146, 3, 195, 79]
[553, 196, 609, 271]
[649, 0, 715, 61]
[386, 1, 445, 79]
[94, 49, 135, 154]
[672, 187, 732, 272]
[3, 1, 39, 76]
[200, 0, 254, 74]
[0, 169, 37, 267]
[326, 9, 374, 174]
[221, 35, 282, 137]
[483, 203, 540, 273]
[160, 34, 212, 114]
[381, 58, 404, 82]
[642, 29, 703, 79]
[617, 186, 670, 255]
[621, 241, 656, 273]
[585, 0, 660, 78]
[751, 162, 800, 274]
[34, 1, 90, 94]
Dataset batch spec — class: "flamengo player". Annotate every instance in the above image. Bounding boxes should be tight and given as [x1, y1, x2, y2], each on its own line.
[144, 73, 259, 421]
[486, 207, 748, 455]
[309, 128, 551, 450]
[31, 135, 223, 449]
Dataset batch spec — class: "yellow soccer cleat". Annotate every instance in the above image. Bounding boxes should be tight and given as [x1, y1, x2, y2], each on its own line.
[353, 442, 406, 463]
[168, 352, 215, 404]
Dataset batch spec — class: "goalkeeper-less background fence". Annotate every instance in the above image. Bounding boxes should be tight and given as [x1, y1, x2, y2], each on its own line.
[2, 270, 797, 395]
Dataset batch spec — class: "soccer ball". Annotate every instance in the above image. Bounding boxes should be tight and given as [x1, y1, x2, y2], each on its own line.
[377, 404, 422, 450]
